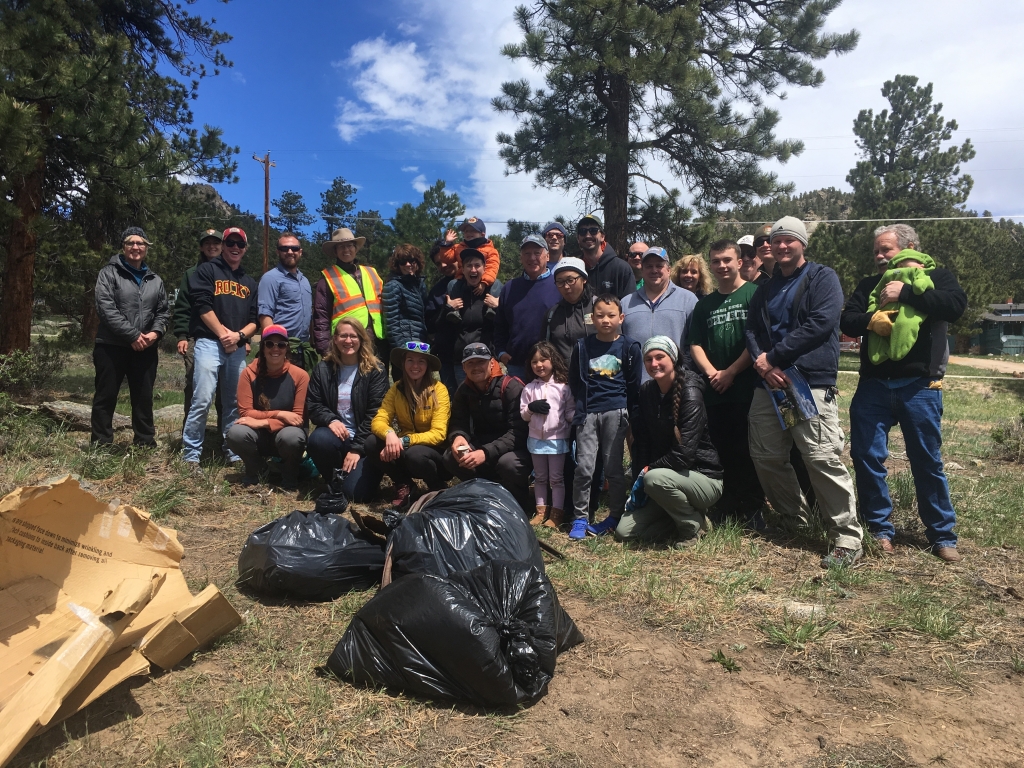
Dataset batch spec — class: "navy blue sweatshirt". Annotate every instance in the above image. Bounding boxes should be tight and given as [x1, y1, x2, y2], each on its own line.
[493, 272, 561, 367]
[744, 261, 842, 388]
[188, 256, 259, 339]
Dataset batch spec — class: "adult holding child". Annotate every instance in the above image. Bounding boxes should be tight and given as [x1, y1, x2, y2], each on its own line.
[306, 318, 388, 502]
[225, 324, 309, 490]
[615, 337, 724, 546]
[367, 342, 451, 507]
[436, 247, 502, 387]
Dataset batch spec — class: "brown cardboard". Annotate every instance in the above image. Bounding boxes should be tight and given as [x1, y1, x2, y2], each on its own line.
[138, 585, 242, 670]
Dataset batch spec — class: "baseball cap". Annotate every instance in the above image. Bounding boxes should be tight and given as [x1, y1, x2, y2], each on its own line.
[553, 257, 587, 278]
[460, 217, 486, 235]
[737, 235, 754, 247]
[199, 228, 223, 244]
[542, 221, 568, 237]
[520, 233, 547, 250]
[459, 247, 486, 263]
[577, 212, 604, 230]
[261, 324, 288, 340]
[753, 224, 772, 247]
[461, 342, 493, 363]
[222, 227, 247, 244]
[641, 246, 669, 262]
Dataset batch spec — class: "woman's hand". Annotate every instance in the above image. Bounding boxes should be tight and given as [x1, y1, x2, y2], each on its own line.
[235, 416, 263, 429]
[446, 295, 464, 310]
[381, 431, 404, 462]
[473, 283, 485, 296]
[328, 420, 350, 440]
[342, 451, 360, 473]
[276, 411, 303, 427]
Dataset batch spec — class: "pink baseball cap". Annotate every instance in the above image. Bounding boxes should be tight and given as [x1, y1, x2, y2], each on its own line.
[222, 227, 247, 243]
[262, 324, 288, 340]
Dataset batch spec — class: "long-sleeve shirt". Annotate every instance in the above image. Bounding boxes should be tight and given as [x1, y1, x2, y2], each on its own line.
[236, 360, 309, 432]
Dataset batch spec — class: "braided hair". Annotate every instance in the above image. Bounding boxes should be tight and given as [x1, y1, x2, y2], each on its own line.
[669, 365, 686, 444]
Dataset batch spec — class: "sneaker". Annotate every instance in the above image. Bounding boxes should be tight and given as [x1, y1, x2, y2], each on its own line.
[390, 483, 412, 508]
[820, 546, 863, 569]
[587, 516, 619, 536]
[568, 518, 589, 540]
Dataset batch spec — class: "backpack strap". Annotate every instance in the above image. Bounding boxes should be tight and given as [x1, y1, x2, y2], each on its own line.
[500, 374, 524, 399]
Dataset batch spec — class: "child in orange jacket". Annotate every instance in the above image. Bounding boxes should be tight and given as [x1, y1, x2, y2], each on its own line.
[438, 217, 501, 296]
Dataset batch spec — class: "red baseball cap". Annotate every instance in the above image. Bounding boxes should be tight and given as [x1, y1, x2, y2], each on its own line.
[222, 227, 247, 244]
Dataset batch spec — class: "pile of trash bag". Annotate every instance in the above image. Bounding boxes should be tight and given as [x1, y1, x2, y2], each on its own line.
[237, 511, 385, 600]
[326, 479, 583, 706]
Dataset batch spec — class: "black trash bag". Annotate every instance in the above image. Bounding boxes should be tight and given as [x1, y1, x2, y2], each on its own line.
[387, 479, 544, 580]
[326, 560, 584, 707]
[237, 511, 384, 600]
[315, 469, 349, 515]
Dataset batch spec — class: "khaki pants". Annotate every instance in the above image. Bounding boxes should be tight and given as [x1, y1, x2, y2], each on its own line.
[747, 386, 863, 551]
[615, 468, 723, 542]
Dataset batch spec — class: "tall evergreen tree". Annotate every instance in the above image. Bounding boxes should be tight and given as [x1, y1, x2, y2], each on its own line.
[493, 0, 857, 254]
[317, 176, 357, 237]
[272, 190, 315, 234]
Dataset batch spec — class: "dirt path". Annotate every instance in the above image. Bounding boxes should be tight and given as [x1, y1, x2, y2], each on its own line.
[948, 355, 1024, 375]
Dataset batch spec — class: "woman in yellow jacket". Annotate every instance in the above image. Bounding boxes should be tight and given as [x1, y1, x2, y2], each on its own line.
[367, 341, 451, 506]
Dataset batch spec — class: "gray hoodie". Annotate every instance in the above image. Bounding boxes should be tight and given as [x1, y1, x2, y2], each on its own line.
[94, 254, 170, 347]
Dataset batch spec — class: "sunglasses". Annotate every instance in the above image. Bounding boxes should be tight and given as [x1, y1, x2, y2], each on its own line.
[397, 258, 418, 266]
[224, 239, 246, 248]
[262, 340, 288, 350]
[277, 245, 301, 253]
[577, 226, 600, 236]
[404, 341, 431, 353]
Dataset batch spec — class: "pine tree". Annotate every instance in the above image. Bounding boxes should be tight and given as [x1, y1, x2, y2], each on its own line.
[317, 177, 357, 237]
[272, 190, 315, 234]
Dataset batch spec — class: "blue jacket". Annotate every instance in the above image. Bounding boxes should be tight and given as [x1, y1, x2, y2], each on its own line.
[744, 261, 842, 388]
[382, 273, 427, 346]
[568, 333, 643, 426]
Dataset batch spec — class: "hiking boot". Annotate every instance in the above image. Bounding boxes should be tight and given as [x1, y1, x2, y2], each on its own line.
[820, 546, 863, 569]
[934, 545, 961, 563]
[587, 515, 619, 536]
[390, 483, 413, 508]
[529, 505, 548, 526]
[241, 475, 261, 488]
[876, 537, 895, 555]
[544, 507, 566, 531]
[186, 462, 204, 478]
[673, 529, 706, 550]
[568, 518, 589, 540]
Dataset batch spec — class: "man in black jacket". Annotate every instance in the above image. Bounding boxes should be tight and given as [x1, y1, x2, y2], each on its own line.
[444, 343, 532, 512]
[840, 224, 967, 562]
[576, 213, 635, 299]
[181, 227, 259, 468]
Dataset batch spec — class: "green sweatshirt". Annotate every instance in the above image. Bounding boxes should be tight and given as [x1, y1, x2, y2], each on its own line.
[172, 261, 202, 340]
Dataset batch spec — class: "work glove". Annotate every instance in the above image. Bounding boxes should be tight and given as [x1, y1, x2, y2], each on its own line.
[867, 309, 897, 337]
[528, 399, 550, 415]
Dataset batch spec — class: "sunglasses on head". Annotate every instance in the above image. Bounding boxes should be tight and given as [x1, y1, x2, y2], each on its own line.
[277, 245, 301, 253]
[404, 341, 430, 353]
[262, 340, 288, 350]
[224, 239, 245, 248]
[577, 226, 600, 236]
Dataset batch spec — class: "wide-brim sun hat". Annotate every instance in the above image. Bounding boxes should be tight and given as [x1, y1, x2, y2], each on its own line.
[322, 227, 366, 258]
[390, 341, 441, 373]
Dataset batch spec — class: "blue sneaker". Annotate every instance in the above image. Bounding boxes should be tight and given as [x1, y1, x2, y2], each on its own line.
[569, 518, 589, 540]
[587, 516, 619, 536]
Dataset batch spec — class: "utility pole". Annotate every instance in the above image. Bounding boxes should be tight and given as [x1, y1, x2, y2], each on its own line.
[252, 152, 275, 274]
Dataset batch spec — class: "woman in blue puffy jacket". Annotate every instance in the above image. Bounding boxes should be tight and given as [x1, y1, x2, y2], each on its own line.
[381, 243, 428, 378]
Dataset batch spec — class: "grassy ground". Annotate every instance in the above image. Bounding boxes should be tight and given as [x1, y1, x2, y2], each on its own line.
[4, 347, 1024, 767]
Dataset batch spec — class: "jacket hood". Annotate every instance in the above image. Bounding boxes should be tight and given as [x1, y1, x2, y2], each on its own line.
[888, 249, 936, 271]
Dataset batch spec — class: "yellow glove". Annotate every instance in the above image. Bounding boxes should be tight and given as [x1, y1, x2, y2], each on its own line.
[867, 310, 897, 337]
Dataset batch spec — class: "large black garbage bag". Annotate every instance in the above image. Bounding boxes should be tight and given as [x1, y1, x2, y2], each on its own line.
[327, 560, 584, 707]
[387, 479, 544, 580]
[237, 511, 385, 600]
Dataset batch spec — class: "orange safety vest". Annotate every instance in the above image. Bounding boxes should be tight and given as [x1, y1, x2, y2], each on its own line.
[322, 263, 384, 339]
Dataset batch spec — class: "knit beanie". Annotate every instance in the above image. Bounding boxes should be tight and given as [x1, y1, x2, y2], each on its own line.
[770, 216, 808, 246]
[642, 335, 678, 364]
[120, 226, 151, 245]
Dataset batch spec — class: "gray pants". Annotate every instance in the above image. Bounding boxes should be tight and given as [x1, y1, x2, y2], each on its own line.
[573, 408, 629, 520]
[615, 468, 723, 542]
[225, 424, 306, 484]
[748, 387, 863, 551]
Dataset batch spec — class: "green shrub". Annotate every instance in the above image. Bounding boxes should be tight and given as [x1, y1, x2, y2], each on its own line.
[991, 413, 1024, 463]
[0, 336, 69, 395]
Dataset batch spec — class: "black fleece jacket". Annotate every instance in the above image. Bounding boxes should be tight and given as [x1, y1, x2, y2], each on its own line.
[306, 360, 389, 455]
[630, 372, 723, 481]
[840, 268, 967, 380]
[448, 375, 528, 462]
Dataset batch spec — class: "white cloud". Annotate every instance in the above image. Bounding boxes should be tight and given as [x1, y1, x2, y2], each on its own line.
[231, 70, 246, 85]
[401, 166, 419, 173]
[410, 174, 429, 193]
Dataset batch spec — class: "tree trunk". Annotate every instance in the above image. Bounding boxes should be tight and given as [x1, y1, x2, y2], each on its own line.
[604, 72, 631, 257]
[0, 157, 45, 354]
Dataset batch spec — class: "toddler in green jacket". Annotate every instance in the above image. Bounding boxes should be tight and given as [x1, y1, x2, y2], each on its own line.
[866, 249, 935, 364]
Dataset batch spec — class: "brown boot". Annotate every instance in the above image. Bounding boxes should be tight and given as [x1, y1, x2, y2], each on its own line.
[544, 507, 565, 530]
[529, 504, 548, 526]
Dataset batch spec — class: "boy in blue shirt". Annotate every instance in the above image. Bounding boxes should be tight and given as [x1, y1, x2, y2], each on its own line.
[568, 294, 642, 540]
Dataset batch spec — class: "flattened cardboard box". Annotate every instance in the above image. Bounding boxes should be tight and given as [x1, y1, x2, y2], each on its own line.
[0, 477, 241, 752]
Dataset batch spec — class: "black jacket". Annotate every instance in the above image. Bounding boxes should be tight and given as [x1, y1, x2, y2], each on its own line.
[382, 273, 427, 346]
[306, 360, 389, 455]
[436, 278, 500, 363]
[448, 374, 528, 462]
[587, 245, 635, 299]
[840, 268, 966, 380]
[188, 256, 258, 338]
[630, 373, 723, 481]
[543, 290, 594, 365]
[94, 255, 170, 347]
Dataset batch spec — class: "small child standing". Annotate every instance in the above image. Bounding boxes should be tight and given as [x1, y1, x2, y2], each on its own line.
[520, 341, 575, 529]
[568, 294, 643, 540]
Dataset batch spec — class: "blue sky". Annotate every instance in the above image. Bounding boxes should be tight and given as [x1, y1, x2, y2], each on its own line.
[187, 0, 1024, 235]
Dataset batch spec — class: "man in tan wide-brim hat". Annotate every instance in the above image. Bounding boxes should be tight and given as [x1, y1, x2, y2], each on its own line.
[312, 227, 384, 355]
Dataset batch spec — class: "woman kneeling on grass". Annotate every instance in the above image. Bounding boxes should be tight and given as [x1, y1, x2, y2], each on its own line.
[306, 318, 388, 502]
[616, 336, 724, 547]
[226, 324, 309, 490]
[367, 342, 451, 507]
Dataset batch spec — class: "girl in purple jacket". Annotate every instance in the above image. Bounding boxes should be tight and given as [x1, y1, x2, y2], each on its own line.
[520, 341, 575, 530]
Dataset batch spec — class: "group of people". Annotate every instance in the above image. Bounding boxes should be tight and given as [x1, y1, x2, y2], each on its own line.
[89, 210, 967, 568]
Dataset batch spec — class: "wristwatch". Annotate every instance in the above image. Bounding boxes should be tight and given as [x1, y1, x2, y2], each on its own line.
[401, 436, 411, 449]
[238, 330, 249, 345]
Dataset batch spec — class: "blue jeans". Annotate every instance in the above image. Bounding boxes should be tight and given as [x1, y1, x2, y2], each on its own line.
[506, 364, 527, 381]
[181, 338, 248, 463]
[306, 426, 376, 502]
[850, 376, 957, 548]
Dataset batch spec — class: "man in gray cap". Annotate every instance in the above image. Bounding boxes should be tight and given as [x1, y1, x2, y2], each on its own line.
[542, 222, 568, 264]
[744, 216, 864, 568]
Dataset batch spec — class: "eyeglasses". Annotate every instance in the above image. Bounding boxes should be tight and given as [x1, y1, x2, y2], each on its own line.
[555, 275, 580, 288]
[335, 333, 359, 341]
[277, 245, 301, 253]
[404, 341, 431, 353]
[577, 226, 600, 236]
[124, 241, 148, 248]
[224, 239, 246, 248]
[262, 340, 288, 350]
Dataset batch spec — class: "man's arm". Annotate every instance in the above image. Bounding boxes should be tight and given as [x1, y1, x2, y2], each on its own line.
[743, 285, 768, 362]
[257, 271, 277, 330]
[690, 344, 717, 377]
[624, 339, 643, 422]
[616, 261, 635, 299]
[897, 268, 968, 323]
[493, 282, 512, 361]
[172, 270, 193, 341]
[446, 386, 473, 442]
[839, 276, 878, 338]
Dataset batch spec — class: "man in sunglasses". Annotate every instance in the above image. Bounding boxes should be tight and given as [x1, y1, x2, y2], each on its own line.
[182, 226, 259, 471]
[576, 213, 634, 300]
[257, 232, 314, 369]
